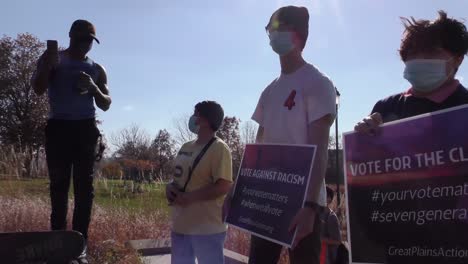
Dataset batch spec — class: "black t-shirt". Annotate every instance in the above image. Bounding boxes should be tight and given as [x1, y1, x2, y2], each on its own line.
[371, 84, 468, 123]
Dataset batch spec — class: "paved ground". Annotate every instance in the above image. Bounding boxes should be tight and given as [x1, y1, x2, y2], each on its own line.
[141, 255, 171, 264]
[141, 249, 248, 264]
[129, 239, 248, 264]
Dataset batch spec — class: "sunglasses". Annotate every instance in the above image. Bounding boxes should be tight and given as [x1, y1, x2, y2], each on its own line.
[265, 21, 293, 36]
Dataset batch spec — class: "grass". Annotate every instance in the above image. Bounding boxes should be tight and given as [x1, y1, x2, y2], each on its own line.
[0, 178, 347, 264]
[93, 179, 169, 214]
[0, 178, 50, 197]
[0, 178, 169, 214]
[0, 178, 171, 264]
[0, 195, 169, 264]
[0, 178, 263, 263]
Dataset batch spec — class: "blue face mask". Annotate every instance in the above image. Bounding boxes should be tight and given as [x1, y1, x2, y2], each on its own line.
[269, 31, 295, 56]
[188, 115, 200, 134]
[403, 59, 450, 93]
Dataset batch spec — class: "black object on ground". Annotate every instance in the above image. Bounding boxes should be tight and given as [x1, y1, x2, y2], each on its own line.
[0, 230, 85, 264]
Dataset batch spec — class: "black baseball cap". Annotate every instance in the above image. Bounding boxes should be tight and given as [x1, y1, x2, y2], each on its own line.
[69, 20, 100, 44]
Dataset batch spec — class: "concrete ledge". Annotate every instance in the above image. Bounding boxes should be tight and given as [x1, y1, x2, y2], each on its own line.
[126, 239, 171, 256]
[224, 249, 249, 264]
[127, 239, 248, 263]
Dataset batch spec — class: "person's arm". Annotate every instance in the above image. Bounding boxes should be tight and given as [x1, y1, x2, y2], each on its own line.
[31, 51, 57, 95]
[175, 143, 233, 207]
[289, 115, 334, 248]
[289, 76, 336, 248]
[324, 213, 342, 246]
[256, 126, 264, 143]
[252, 89, 267, 143]
[305, 114, 335, 203]
[77, 64, 112, 111]
[92, 64, 112, 111]
[175, 179, 232, 206]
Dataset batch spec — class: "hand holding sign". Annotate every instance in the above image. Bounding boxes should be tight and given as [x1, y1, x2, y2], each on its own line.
[288, 207, 316, 248]
[354, 112, 383, 136]
[226, 144, 317, 247]
[345, 105, 468, 264]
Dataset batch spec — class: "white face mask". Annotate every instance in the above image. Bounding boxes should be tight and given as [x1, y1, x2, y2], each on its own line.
[403, 59, 452, 93]
[269, 31, 295, 56]
[188, 115, 200, 134]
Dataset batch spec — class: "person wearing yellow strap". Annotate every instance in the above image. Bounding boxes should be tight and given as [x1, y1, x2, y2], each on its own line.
[166, 101, 233, 264]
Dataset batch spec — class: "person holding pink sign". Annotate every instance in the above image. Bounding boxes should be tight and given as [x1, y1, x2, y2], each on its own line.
[351, 12, 468, 264]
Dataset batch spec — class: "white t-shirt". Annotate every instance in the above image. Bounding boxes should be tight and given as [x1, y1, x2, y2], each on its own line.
[251, 63, 336, 206]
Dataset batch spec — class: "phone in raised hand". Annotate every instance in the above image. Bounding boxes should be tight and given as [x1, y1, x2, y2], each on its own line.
[47, 40, 58, 51]
[46, 40, 59, 67]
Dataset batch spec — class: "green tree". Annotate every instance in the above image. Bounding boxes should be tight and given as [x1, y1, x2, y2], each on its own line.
[150, 129, 176, 181]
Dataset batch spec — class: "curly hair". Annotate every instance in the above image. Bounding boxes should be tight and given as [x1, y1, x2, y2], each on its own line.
[399, 10, 468, 61]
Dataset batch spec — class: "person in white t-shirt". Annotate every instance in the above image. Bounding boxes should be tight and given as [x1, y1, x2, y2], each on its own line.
[248, 6, 336, 264]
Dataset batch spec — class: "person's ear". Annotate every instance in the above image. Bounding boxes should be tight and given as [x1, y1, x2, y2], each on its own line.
[456, 56, 464, 67]
[451, 55, 464, 75]
[292, 32, 303, 50]
[198, 117, 208, 128]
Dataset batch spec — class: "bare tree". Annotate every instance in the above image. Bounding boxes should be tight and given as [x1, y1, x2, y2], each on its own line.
[217, 117, 243, 176]
[111, 124, 155, 186]
[172, 115, 195, 147]
[241, 120, 258, 145]
[111, 124, 151, 160]
[328, 135, 342, 149]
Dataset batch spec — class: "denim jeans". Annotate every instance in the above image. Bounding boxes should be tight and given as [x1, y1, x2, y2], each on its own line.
[171, 231, 226, 264]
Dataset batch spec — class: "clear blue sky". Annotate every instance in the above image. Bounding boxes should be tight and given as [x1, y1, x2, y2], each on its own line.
[2, 0, 467, 141]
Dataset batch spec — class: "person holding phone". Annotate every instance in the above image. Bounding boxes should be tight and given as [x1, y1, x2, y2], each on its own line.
[31, 19, 111, 264]
[166, 101, 233, 264]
